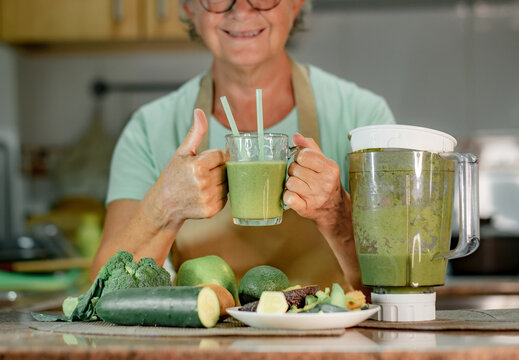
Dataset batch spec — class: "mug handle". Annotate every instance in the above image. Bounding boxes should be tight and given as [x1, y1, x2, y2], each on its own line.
[282, 146, 303, 210]
[434, 152, 480, 260]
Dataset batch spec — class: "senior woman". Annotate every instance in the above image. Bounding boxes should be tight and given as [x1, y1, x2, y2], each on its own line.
[91, 0, 395, 292]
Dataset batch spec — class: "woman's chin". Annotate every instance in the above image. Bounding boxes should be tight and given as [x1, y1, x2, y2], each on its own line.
[219, 48, 283, 68]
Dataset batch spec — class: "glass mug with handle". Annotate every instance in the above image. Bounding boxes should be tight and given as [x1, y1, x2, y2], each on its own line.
[226, 133, 296, 226]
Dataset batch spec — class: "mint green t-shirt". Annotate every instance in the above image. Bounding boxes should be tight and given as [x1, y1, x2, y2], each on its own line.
[106, 65, 395, 204]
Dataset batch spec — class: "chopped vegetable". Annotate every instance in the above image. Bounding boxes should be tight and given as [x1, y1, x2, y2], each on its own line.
[239, 285, 320, 312]
[256, 291, 289, 314]
[329, 283, 347, 309]
[315, 287, 331, 304]
[345, 290, 366, 311]
[288, 283, 361, 313]
[62, 296, 79, 318]
[283, 285, 320, 308]
[308, 304, 350, 313]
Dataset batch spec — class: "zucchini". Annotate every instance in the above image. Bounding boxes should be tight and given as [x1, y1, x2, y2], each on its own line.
[96, 286, 220, 328]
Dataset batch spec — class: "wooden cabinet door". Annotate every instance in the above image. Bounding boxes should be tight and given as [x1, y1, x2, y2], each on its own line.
[0, 0, 141, 42]
[143, 0, 188, 40]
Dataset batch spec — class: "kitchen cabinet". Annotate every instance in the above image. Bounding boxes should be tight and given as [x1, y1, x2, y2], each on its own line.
[143, 0, 186, 40]
[0, 0, 188, 43]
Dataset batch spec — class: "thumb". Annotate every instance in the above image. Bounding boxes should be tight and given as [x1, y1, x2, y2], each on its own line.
[176, 109, 208, 156]
[293, 133, 322, 153]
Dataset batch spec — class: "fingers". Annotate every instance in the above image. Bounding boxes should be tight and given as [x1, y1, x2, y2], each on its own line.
[176, 109, 208, 156]
[294, 148, 331, 173]
[285, 176, 310, 194]
[283, 190, 307, 211]
[205, 164, 227, 188]
[292, 133, 332, 173]
[198, 149, 226, 170]
[288, 161, 317, 184]
[292, 133, 322, 153]
[203, 183, 228, 218]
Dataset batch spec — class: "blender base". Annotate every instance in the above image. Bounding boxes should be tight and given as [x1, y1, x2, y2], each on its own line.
[371, 292, 436, 322]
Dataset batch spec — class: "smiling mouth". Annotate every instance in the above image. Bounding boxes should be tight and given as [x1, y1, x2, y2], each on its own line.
[223, 28, 265, 39]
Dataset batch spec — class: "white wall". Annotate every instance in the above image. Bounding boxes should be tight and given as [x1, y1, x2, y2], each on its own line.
[15, 3, 519, 147]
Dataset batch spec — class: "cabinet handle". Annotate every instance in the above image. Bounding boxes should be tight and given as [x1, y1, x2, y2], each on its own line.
[156, 0, 169, 20]
[112, 0, 125, 22]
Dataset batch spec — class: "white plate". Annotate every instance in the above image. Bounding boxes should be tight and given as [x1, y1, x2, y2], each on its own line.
[226, 305, 380, 330]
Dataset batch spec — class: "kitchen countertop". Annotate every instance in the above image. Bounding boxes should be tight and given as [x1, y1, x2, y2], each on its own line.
[2, 276, 519, 359]
[2, 306, 519, 359]
[436, 276, 519, 310]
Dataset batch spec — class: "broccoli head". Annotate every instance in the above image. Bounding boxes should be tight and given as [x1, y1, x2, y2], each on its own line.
[104, 267, 138, 294]
[135, 257, 172, 287]
[100, 251, 171, 292]
[97, 250, 135, 280]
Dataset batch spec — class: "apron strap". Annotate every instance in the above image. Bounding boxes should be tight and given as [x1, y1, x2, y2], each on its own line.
[290, 58, 320, 148]
[193, 58, 320, 152]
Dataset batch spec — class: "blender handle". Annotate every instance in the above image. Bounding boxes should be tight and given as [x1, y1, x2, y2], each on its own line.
[435, 152, 480, 260]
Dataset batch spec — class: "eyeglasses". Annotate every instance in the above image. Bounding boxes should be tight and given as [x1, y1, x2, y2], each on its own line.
[199, 0, 282, 14]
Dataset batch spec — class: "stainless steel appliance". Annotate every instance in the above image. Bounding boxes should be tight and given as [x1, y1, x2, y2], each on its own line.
[0, 130, 77, 262]
[450, 130, 519, 275]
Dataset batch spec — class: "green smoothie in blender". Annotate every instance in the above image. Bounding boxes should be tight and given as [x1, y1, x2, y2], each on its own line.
[347, 124, 479, 322]
[349, 150, 455, 292]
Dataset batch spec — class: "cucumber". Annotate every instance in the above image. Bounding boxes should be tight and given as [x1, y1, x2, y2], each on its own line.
[96, 286, 220, 328]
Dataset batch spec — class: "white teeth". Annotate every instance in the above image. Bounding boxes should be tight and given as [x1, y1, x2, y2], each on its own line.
[228, 30, 261, 37]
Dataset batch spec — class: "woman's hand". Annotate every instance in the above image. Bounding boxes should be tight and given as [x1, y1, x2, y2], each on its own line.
[284, 133, 361, 291]
[151, 109, 228, 229]
[283, 133, 349, 233]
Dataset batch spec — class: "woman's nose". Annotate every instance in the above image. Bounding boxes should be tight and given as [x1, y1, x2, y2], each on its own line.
[230, 0, 256, 14]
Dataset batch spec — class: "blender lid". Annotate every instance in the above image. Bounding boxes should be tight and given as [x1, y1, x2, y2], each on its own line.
[349, 124, 457, 153]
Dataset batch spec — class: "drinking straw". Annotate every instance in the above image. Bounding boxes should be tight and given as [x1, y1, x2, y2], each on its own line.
[219, 96, 240, 136]
[256, 89, 264, 161]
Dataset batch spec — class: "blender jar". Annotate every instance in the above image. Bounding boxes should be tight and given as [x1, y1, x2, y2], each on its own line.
[348, 125, 480, 321]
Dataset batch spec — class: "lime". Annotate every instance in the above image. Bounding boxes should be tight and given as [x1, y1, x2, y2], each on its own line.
[238, 265, 290, 305]
[256, 291, 289, 314]
[175, 255, 239, 304]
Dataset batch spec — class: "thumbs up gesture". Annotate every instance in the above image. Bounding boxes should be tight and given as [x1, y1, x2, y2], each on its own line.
[156, 109, 227, 225]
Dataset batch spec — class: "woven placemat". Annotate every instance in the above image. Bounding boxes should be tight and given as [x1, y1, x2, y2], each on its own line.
[28, 317, 345, 337]
[358, 309, 519, 331]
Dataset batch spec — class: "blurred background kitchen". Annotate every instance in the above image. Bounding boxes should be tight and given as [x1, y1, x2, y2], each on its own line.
[1, 0, 518, 309]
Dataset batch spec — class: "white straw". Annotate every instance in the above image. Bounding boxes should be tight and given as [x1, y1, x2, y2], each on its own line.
[256, 89, 264, 161]
[220, 96, 240, 136]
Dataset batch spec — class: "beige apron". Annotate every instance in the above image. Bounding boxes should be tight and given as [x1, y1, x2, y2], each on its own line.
[172, 59, 348, 290]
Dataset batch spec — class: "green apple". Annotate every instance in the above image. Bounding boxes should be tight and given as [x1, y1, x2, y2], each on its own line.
[175, 255, 239, 305]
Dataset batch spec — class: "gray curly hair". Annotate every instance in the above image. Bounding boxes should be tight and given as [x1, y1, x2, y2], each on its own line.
[178, 0, 312, 43]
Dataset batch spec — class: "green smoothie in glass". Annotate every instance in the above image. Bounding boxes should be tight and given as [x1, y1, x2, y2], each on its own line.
[226, 133, 291, 226]
[227, 161, 286, 221]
